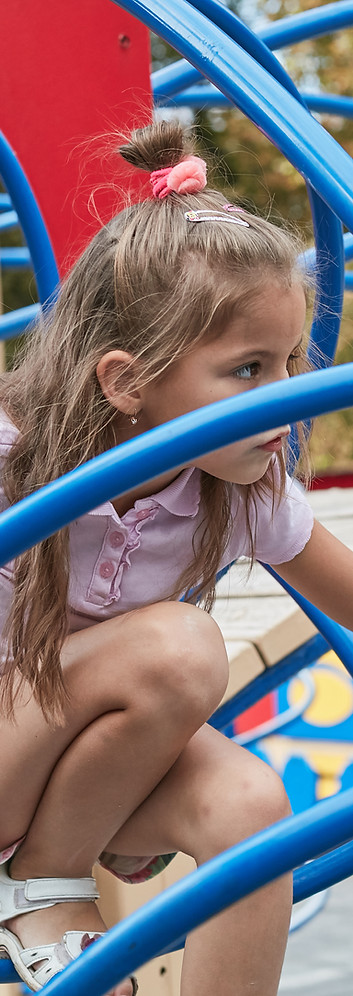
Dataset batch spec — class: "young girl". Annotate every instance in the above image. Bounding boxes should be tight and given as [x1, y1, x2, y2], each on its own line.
[0, 119, 352, 996]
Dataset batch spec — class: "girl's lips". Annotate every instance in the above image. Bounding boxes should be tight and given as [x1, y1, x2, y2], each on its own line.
[257, 435, 287, 452]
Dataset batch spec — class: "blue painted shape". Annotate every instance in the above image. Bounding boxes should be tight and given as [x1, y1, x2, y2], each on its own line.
[276, 662, 353, 742]
[1, 364, 353, 567]
[282, 756, 317, 813]
[340, 763, 353, 792]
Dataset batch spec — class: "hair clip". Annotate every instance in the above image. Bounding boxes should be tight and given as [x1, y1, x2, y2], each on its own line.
[184, 209, 250, 227]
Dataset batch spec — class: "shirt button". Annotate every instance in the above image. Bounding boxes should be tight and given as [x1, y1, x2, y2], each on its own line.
[99, 560, 114, 579]
[110, 531, 123, 548]
[136, 509, 151, 520]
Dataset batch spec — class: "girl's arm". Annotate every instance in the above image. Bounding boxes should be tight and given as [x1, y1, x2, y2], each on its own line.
[272, 519, 353, 632]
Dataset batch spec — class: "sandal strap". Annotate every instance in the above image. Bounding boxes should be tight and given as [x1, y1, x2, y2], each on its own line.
[24, 876, 99, 903]
[0, 862, 99, 923]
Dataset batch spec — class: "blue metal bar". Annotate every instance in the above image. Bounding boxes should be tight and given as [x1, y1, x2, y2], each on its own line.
[0, 132, 59, 306]
[136, 3, 353, 219]
[0, 209, 18, 231]
[293, 838, 353, 901]
[301, 231, 353, 270]
[1, 811, 351, 985]
[185, 0, 301, 102]
[0, 304, 40, 341]
[265, 566, 353, 679]
[161, 85, 353, 120]
[1, 363, 353, 567]
[1, 825, 352, 984]
[210, 634, 328, 730]
[152, 3, 353, 98]
[303, 93, 353, 119]
[153, 0, 346, 367]
[259, 1, 353, 51]
[164, 834, 353, 950]
[345, 233, 353, 260]
[153, 59, 201, 99]
[0, 192, 11, 211]
[345, 271, 353, 291]
[10, 789, 353, 996]
[118, 1, 353, 228]
[0, 247, 31, 268]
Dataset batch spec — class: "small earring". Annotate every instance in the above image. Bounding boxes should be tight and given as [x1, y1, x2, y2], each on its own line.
[130, 409, 139, 426]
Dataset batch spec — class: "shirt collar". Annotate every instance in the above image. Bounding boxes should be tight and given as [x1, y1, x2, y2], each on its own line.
[88, 466, 201, 520]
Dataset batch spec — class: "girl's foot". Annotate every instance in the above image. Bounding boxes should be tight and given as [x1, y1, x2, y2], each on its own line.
[5, 901, 135, 995]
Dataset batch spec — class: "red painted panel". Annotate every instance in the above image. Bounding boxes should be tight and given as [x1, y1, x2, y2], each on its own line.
[1, 0, 152, 274]
[234, 692, 277, 735]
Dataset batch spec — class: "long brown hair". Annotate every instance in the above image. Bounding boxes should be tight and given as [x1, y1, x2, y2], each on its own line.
[0, 119, 313, 722]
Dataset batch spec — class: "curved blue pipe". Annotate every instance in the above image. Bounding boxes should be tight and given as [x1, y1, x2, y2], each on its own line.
[1, 364, 353, 567]
[0, 131, 59, 306]
[1, 818, 351, 984]
[152, 1, 353, 97]
[119, 2, 353, 222]
[265, 565, 353, 678]
[0, 247, 31, 268]
[0, 209, 18, 232]
[184, 0, 302, 102]
[0, 304, 40, 340]
[9, 788, 353, 996]
[176, 0, 345, 368]
[162, 85, 353, 120]
[0, 192, 11, 211]
[211, 634, 329, 731]
[259, 1, 353, 51]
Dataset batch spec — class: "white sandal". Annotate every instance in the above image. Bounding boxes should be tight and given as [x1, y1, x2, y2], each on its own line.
[0, 861, 138, 993]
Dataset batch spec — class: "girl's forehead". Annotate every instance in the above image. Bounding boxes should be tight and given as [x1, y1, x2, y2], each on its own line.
[210, 281, 307, 350]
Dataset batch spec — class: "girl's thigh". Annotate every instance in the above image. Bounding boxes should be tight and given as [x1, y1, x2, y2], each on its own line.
[0, 601, 227, 847]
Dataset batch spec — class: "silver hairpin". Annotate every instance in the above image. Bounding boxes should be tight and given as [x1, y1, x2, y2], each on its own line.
[184, 209, 250, 227]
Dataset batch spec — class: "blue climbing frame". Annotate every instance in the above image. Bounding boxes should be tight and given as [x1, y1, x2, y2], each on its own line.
[1, 1, 353, 991]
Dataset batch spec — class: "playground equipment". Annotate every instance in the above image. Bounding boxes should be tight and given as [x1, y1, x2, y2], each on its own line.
[1, 1, 353, 993]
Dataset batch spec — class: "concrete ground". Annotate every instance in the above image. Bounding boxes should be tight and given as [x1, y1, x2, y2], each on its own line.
[279, 876, 353, 995]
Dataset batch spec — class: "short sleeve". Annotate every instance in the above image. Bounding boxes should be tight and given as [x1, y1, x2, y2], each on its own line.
[222, 469, 314, 571]
[251, 474, 314, 564]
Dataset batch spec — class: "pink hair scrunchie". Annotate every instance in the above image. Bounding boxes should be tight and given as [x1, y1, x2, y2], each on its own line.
[150, 155, 207, 199]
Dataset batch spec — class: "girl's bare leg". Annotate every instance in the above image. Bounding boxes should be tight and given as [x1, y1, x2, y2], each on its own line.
[106, 725, 293, 996]
[0, 602, 228, 994]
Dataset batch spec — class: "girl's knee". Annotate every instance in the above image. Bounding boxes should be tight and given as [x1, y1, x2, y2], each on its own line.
[137, 601, 229, 720]
[246, 759, 291, 827]
[193, 742, 291, 860]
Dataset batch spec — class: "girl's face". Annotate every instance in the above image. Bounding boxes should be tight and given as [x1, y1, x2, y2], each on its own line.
[139, 279, 307, 485]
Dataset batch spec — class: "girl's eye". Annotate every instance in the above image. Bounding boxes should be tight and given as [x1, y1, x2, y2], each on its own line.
[232, 362, 260, 380]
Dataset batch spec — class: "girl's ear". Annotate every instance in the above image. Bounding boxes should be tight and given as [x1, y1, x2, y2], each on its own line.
[96, 350, 142, 415]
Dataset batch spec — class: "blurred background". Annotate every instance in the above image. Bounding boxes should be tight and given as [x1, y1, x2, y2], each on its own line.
[1, 0, 353, 475]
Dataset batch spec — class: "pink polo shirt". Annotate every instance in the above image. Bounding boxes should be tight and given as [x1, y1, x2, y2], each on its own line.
[0, 410, 313, 640]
